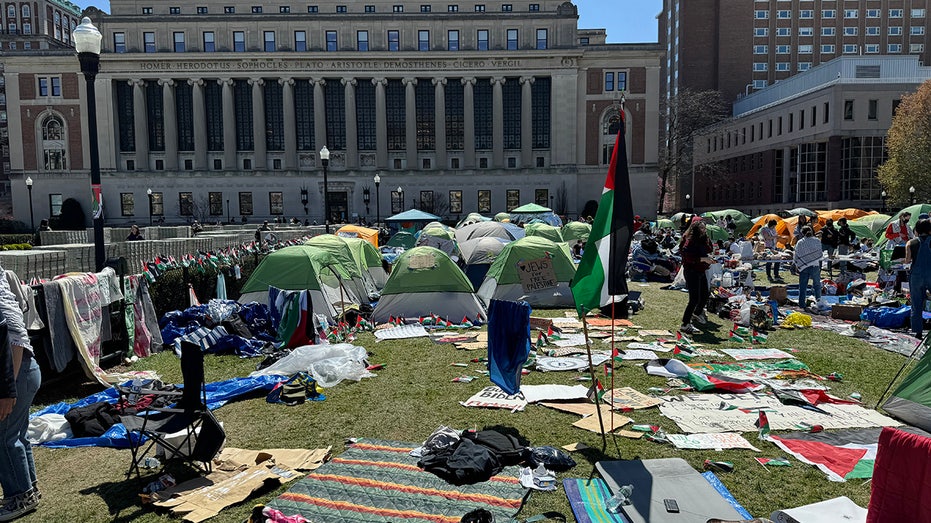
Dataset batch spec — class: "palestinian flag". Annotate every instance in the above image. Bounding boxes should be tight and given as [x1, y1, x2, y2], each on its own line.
[733, 325, 751, 337]
[685, 370, 766, 394]
[570, 123, 634, 316]
[536, 332, 547, 349]
[587, 379, 605, 402]
[751, 330, 768, 344]
[728, 330, 745, 343]
[142, 261, 159, 284]
[766, 428, 884, 482]
[756, 410, 770, 439]
[603, 363, 613, 377]
[546, 325, 562, 341]
[755, 457, 791, 468]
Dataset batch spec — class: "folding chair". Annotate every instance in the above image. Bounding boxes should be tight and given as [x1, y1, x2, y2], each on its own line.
[121, 340, 226, 478]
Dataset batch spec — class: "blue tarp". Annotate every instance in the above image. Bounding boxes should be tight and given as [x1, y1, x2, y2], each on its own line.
[32, 375, 282, 448]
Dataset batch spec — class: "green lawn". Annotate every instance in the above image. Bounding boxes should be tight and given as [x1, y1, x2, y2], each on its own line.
[22, 280, 910, 522]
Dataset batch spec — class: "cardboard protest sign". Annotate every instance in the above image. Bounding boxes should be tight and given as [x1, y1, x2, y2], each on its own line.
[460, 386, 528, 411]
[604, 387, 663, 410]
[517, 257, 558, 292]
[667, 433, 760, 451]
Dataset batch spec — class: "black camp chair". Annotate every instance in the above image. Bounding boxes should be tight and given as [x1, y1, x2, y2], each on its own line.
[121, 341, 226, 478]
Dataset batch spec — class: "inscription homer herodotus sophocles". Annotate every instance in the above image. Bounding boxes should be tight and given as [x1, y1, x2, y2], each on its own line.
[137, 59, 524, 72]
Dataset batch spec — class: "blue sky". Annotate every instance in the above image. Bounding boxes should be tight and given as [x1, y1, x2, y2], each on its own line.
[72, 0, 663, 43]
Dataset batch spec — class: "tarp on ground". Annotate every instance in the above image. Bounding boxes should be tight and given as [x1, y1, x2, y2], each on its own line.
[239, 245, 355, 319]
[455, 221, 525, 243]
[304, 234, 373, 304]
[371, 246, 486, 323]
[523, 222, 564, 243]
[477, 236, 576, 308]
[336, 224, 379, 247]
[882, 334, 931, 433]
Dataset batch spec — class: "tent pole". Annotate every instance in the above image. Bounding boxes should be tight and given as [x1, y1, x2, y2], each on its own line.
[875, 331, 930, 409]
[581, 312, 609, 453]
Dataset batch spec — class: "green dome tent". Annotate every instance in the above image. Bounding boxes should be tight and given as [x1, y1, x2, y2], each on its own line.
[509, 203, 562, 227]
[386, 231, 416, 249]
[851, 214, 891, 240]
[705, 224, 730, 242]
[344, 237, 388, 293]
[239, 245, 352, 321]
[305, 234, 372, 304]
[476, 236, 577, 308]
[702, 209, 753, 236]
[372, 246, 486, 323]
[494, 212, 511, 222]
[561, 221, 592, 243]
[524, 222, 564, 243]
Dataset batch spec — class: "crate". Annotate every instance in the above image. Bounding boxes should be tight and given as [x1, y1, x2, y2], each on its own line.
[831, 304, 864, 321]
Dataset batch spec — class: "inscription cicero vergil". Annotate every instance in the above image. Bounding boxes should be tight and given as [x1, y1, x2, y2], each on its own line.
[136, 58, 524, 72]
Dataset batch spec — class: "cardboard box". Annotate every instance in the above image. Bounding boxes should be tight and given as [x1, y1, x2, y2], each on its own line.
[769, 285, 788, 305]
[831, 304, 864, 321]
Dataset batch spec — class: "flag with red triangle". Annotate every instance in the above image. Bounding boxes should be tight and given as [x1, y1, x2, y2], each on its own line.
[756, 410, 771, 439]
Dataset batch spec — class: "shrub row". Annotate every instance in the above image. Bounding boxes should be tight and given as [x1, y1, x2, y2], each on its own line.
[147, 253, 264, 317]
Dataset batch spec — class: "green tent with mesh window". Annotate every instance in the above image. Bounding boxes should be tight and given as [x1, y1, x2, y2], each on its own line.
[476, 236, 577, 308]
[304, 234, 374, 303]
[344, 237, 388, 294]
[371, 246, 486, 323]
[882, 334, 931, 433]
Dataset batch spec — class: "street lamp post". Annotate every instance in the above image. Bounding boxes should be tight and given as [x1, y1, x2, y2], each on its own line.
[881, 190, 887, 214]
[146, 188, 153, 225]
[25, 177, 34, 231]
[226, 198, 231, 224]
[73, 17, 105, 271]
[910, 186, 916, 206]
[320, 146, 330, 232]
[685, 193, 691, 213]
[300, 187, 309, 215]
[373, 173, 381, 227]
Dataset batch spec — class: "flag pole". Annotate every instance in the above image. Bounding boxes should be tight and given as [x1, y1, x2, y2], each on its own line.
[581, 310, 609, 453]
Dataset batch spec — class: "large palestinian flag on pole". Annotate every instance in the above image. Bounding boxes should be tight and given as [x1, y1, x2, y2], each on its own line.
[571, 118, 634, 316]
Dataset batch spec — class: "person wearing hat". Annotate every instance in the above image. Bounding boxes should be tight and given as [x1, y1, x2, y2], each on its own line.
[794, 225, 823, 309]
[677, 216, 714, 334]
[905, 218, 931, 338]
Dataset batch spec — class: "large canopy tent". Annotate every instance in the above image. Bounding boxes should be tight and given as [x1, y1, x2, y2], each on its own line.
[508, 203, 563, 227]
[239, 245, 355, 321]
[371, 246, 487, 323]
[476, 236, 577, 308]
[336, 225, 380, 248]
[701, 209, 753, 236]
[454, 221, 525, 244]
[523, 222, 564, 243]
[459, 236, 510, 290]
[385, 209, 442, 234]
[305, 234, 374, 304]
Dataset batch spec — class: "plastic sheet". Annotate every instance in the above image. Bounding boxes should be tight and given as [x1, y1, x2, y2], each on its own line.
[249, 343, 374, 388]
[207, 298, 237, 323]
[529, 446, 576, 472]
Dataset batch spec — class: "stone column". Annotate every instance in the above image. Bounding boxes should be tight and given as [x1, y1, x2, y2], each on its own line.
[280, 77, 297, 169]
[342, 77, 358, 168]
[189, 78, 207, 170]
[520, 76, 534, 168]
[373, 78, 387, 168]
[131, 79, 149, 169]
[403, 77, 418, 167]
[491, 77, 505, 168]
[219, 78, 236, 170]
[249, 78, 266, 170]
[433, 77, 447, 169]
[312, 78, 327, 151]
[159, 79, 178, 170]
[462, 77, 476, 169]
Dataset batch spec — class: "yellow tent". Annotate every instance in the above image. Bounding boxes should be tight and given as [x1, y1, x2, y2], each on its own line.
[336, 225, 380, 248]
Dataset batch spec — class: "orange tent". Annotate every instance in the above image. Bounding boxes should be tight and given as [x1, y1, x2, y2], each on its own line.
[336, 224, 379, 247]
[817, 208, 875, 222]
[746, 214, 793, 248]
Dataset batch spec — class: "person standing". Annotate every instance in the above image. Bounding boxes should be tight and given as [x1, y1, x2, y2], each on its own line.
[836, 218, 856, 274]
[885, 212, 914, 246]
[905, 219, 931, 339]
[678, 217, 714, 334]
[820, 219, 838, 277]
[760, 219, 783, 282]
[125, 224, 144, 241]
[0, 264, 41, 521]
[724, 215, 737, 240]
[794, 226, 823, 310]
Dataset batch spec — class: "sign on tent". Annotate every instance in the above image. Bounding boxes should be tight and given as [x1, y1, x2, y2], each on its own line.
[517, 257, 558, 292]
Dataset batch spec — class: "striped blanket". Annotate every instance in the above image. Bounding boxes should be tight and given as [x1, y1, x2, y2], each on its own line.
[265, 439, 527, 523]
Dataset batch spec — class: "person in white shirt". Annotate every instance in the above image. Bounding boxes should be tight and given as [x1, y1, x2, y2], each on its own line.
[794, 226, 824, 308]
[760, 220, 783, 282]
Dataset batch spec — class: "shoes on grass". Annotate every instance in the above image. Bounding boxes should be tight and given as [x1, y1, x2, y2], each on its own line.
[0, 490, 38, 522]
[692, 312, 708, 325]
[679, 323, 700, 334]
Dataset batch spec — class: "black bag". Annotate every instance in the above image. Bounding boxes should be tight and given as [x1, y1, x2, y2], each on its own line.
[419, 438, 503, 485]
[65, 401, 121, 437]
[222, 314, 253, 338]
[463, 429, 528, 467]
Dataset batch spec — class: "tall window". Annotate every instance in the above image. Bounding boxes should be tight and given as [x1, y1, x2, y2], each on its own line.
[121, 193, 135, 216]
[180, 192, 194, 216]
[844, 99, 854, 120]
[418, 30, 430, 51]
[209, 192, 223, 215]
[356, 81, 376, 150]
[116, 82, 135, 152]
[176, 82, 194, 151]
[868, 99, 878, 120]
[234, 80, 254, 150]
[415, 81, 435, 150]
[205, 81, 224, 151]
[144, 31, 156, 52]
[474, 80, 492, 150]
[294, 31, 306, 51]
[506, 29, 518, 50]
[38, 77, 48, 96]
[50, 194, 64, 216]
[114, 32, 126, 53]
[535, 28, 547, 49]
[388, 30, 400, 51]
[324, 81, 346, 150]
[449, 190, 462, 213]
[841, 137, 886, 200]
[386, 79, 406, 150]
[798, 142, 827, 202]
[605, 72, 614, 91]
[264, 31, 276, 52]
[41, 115, 67, 170]
[502, 79, 521, 150]
[477, 190, 491, 212]
[269, 192, 284, 215]
[203, 31, 215, 52]
[506, 190, 520, 211]
[531, 77, 550, 149]
[22, 4, 29, 17]
[448, 30, 459, 50]
[146, 81, 165, 151]
[173, 32, 185, 52]
[233, 31, 246, 52]
[326, 31, 337, 51]
[295, 81, 315, 150]
[357, 30, 369, 51]
[265, 82, 284, 151]
[446, 80, 464, 150]
[477, 29, 489, 50]
[239, 192, 253, 215]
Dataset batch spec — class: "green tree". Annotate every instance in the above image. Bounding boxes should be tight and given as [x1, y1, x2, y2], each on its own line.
[878, 80, 931, 207]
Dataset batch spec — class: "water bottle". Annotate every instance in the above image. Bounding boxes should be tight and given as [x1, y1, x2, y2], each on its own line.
[606, 484, 634, 513]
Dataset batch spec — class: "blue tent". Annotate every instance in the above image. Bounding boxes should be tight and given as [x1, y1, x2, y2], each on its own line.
[385, 209, 443, 233]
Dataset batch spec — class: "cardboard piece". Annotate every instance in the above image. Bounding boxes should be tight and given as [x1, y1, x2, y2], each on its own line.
[540, 402, 603, 417]
[770, 496, 867, 523]
[454, 342, 486, 351]
[604, 387, 664, 410]
[562, 442, 591, 452]
[572, 412, 632, 433]
[153, 447, 330, 523]
[831, 304, 864, 321]
[518, 257, 559, 292]
[460, 386, 528, 411]
[617, 430, 645, 439]
[530, 316, 554, 330]
[770, 285, 788, 305]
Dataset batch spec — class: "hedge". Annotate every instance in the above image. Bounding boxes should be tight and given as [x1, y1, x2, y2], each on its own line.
[0, 243, 32, 251]
[147, 253, 264, 318]
[0, 234, 35, 246]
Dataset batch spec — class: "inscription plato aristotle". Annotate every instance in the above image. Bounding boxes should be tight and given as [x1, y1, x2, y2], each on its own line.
[136, 58, 525, 72]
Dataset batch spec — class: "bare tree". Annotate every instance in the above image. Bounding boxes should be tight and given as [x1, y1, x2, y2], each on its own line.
[554, 181, 569, 216]
[658, 88, 729, 214]
[432, 191, 451, 219]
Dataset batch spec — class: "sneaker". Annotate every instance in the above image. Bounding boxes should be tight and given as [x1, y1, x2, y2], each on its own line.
[679, 324, 700, 334]
[693, 312, 708, 325]
[0, 491, 38, 522]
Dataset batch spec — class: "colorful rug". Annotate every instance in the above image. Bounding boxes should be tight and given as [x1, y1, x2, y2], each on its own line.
[265, 439, 527, 523]
[563, 478, 628, 523]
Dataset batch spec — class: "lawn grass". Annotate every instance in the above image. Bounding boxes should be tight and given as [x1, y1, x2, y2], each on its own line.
[22, 279, 913, 522]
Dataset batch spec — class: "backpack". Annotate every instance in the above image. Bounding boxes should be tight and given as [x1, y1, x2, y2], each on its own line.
[462, 429, 528, 467]
[266, 372, 325, 406]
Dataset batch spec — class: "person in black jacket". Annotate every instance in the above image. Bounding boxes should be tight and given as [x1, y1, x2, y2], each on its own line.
[836, 218, 856, 275]
[820, 219, 838, 277]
